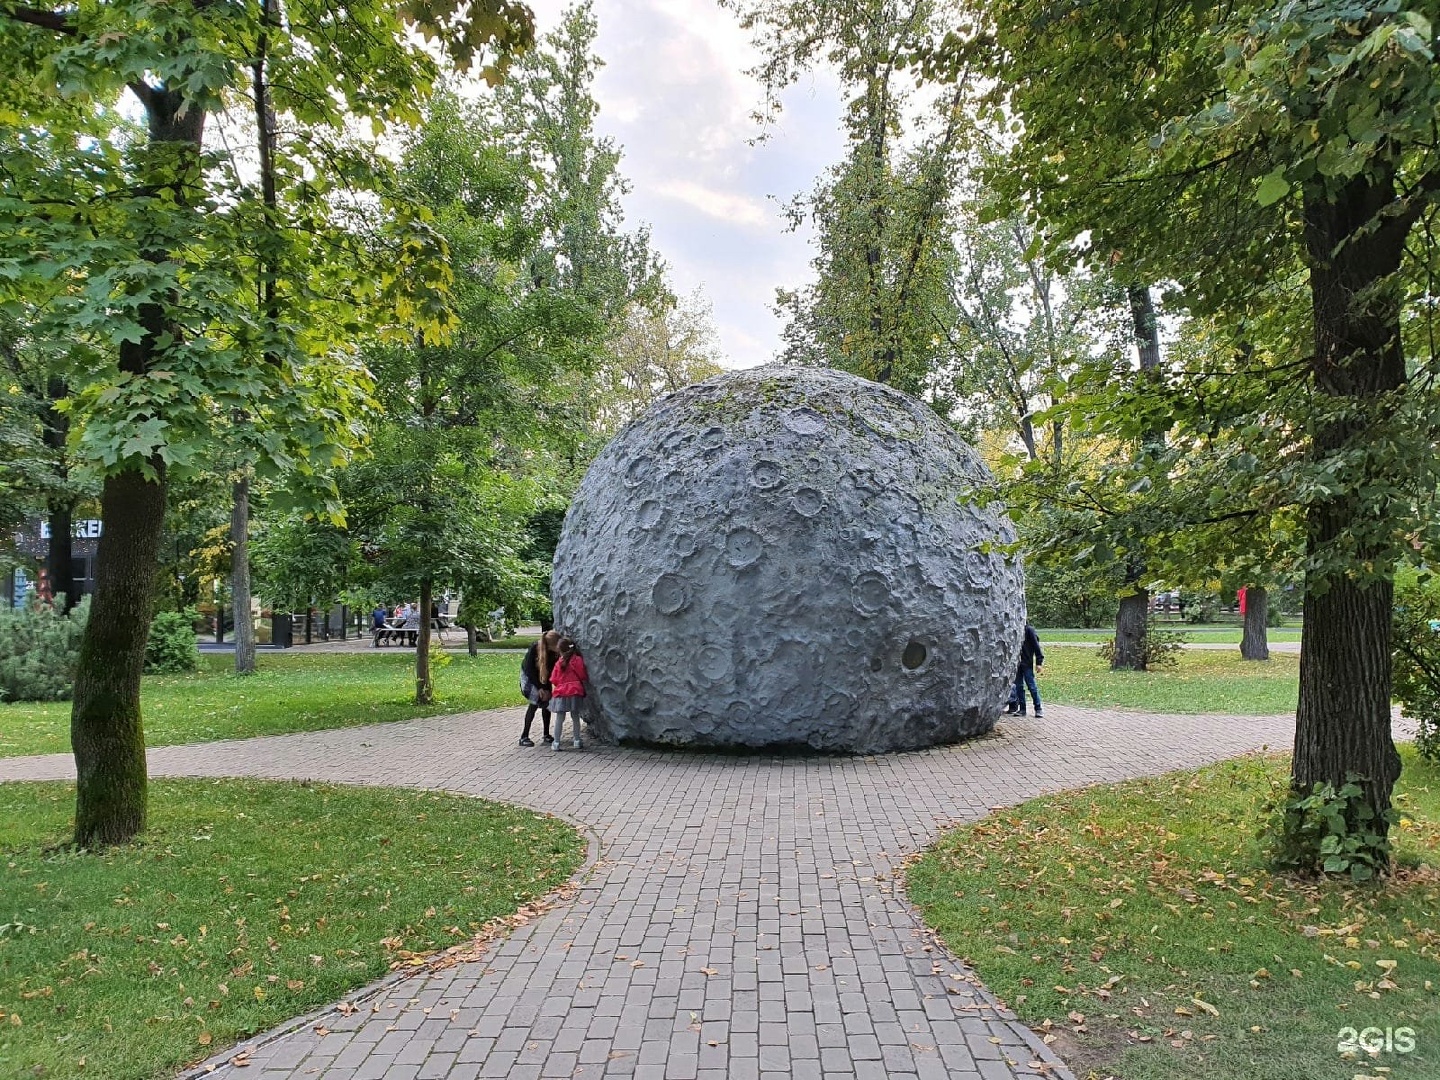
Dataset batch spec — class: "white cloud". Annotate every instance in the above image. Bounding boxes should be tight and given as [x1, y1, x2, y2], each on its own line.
[653, 180, 770, 228]
[525, 0, 847, 368]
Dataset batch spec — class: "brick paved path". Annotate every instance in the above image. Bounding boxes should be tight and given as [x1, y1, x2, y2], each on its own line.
[0, 704, 1299, 1080]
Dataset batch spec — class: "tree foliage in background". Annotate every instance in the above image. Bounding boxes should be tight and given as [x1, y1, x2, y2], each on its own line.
[353, 57, 637, 703]
[939, 186, 1130, 464]
[920, 0, 1440, 864]
[1393, 570, 1440, 763]
[595, 290, 725, 433]
[727, 0, 969, 397]
[1, 0, 534, 846]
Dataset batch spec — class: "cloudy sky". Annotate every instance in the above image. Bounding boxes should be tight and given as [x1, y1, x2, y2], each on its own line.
[527, 0, 849, 368]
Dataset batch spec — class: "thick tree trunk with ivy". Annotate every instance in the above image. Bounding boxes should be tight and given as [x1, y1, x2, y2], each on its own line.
[231, 476, 255, 674]
[1239, 586, 1269, 661]
[71, 90, 205, 848]
[415, 578, 434, 705]
[1291, 173, 1406, 839]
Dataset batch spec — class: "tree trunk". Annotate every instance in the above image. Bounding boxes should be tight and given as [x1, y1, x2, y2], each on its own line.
[1294, 572, 1399, 815]
[1127, 286, 1162, 371]
[43, 375, 76, 612]
[1111, 285, 1162, 671]
[466, 622, 478, 657]
[415, 578, 434, 704]
[1291, 173, 1407, 832]
[1239, 586, 1269, 661]
[72, 87, 205, 848]
[1111, 589, 1149, 672]
[46, 502, 74, 612]
[231, 475, 256, 674]
[71, 467, 165, 847]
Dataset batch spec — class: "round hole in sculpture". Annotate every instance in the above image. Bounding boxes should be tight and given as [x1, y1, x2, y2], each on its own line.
[901, 639, 927, 671]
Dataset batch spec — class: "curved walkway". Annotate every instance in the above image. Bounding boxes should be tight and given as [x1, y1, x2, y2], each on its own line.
[0, 704, 1300, 1080]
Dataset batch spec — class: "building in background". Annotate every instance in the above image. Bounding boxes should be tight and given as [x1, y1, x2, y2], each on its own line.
[6, 518, 101, 607]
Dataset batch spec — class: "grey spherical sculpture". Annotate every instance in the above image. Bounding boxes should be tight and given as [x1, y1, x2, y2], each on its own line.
[551, 365, 1025, 753]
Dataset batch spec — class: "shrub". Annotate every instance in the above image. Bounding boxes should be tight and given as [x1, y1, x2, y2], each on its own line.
[0, 598, 90, 702]
[146, 607, 199, 673]
[1269, 773, 1396, 881]
[1393, 572, 1440, 763]
[1097, 617, 1185, 669]
[1024, 562, 1115, 628]
[1183, 593, 1221, 624]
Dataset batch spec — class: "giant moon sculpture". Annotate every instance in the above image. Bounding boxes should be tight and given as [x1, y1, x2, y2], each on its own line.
[551, 366, 1025, 753]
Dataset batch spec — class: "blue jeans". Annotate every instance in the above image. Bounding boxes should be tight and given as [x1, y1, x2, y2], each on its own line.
[1013, 668, 1040, 713]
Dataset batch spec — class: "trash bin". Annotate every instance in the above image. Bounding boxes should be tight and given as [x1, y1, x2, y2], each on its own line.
[270, 612, 293, 649]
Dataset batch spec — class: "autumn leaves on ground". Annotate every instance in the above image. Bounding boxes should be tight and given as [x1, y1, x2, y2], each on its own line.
[0, 780, 584, 1079]
[909, 750, 1440, 1080]
[0, 649, 1429, 1079]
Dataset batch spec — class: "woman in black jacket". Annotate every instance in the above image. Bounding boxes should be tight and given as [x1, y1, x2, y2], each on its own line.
[518, 630, 562, 746]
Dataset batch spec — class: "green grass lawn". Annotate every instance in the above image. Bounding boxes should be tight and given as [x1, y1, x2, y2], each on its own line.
[0, 778, 584, 1080]
[470, 633, 540, 650]
[1041, 626, 1304, 644]
[1038, 645, 1300, 715]
[908, 748, 1440, 1080]
[0, 652, 525, 759]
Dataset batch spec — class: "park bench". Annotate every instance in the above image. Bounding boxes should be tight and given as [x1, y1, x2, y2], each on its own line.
[372, 617, 453, 648]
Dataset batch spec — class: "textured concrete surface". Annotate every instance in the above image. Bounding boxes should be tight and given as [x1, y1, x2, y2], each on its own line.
[552, 367, 1026, 752]
[0, 703, 1311, 1080]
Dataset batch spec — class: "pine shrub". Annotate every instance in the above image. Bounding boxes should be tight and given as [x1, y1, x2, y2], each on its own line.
[0, 598, 90, 702]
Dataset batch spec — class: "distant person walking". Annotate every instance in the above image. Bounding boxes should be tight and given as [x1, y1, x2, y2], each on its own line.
[518, 631, 561, 747]
[1006, 623, 1045, 718]
[549, 637, 588, 750]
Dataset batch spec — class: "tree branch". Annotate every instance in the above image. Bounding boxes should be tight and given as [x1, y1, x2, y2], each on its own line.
[1379, 166, 1440, 247]
[127, 80, 158, 112]
[3, 4, 76, 33]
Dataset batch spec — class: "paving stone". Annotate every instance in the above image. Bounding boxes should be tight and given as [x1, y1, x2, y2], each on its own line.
[0, 703, 1322, 1080]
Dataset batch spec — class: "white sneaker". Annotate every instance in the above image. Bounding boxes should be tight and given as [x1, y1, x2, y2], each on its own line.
[552, 739, 561, 751]
[572, 739, 582, 750]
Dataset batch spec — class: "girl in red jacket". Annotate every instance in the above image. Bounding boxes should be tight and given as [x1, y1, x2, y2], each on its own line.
[549, 637, 588, 750]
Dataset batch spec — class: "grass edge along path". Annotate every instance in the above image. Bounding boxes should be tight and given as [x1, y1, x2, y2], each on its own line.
[0, 778, 586, 1080]
[908, 748, 1440, 1080]
[0, 652, 526, 759]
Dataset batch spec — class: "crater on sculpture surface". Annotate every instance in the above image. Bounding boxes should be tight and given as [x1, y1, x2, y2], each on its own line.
[551, 365, 1026, 753]
[724, 527, 763, 568]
